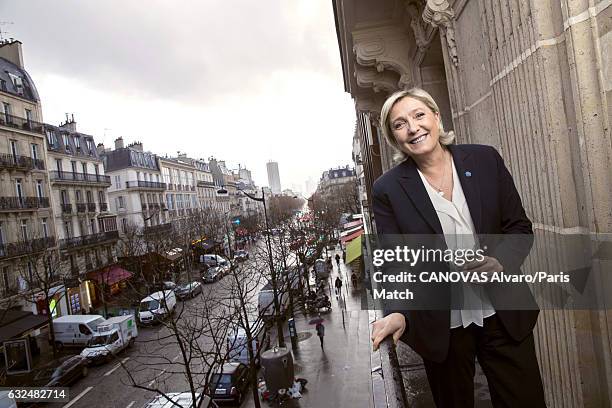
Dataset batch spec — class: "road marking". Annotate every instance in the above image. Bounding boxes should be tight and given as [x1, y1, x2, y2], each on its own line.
[104, 357, 130, 376]
[147, 369, 166, 388]
[126, 402, 135, 408]
[63, 386, 93, 408]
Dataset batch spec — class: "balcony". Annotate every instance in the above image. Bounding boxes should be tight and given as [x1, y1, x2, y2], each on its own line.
[141, 203, 148, 211]
[87, 202, 96, 212]
[125, 180, 166, 190]
[76, 203, 87, 213]
[0, 196, 50, 211]
[0, 113, 45, 134]
[0, 153, 45, 171]
[61, 203, 72, 214]
[149, 203, 160, 210]
[49, 171, 111, 186]
[100, 202, 108, 212]
[0, 237, 56, 260]
[197, 180, 215, 187]
[143, 223, 173, 236]
[59, 230, 120, 250]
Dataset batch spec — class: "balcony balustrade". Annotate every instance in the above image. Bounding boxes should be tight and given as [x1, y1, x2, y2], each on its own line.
[87, 202, 96, 212]
[125, 180, 166, 190]
[143, 223, 173, 235]
[0, 236, 56, 259]
[49, 171, 111, 185]
[100, 202, 108, 212]
[0, 113, 45, 134]
[0, 153, 45, 171]
[0, 196, 50, 211]
[59, 230, 119, 250]
[76, 203, 87, 213]
[61, 203, 72, 214]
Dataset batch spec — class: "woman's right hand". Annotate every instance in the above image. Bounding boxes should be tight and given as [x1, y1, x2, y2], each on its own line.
[371, 313, 407, 351]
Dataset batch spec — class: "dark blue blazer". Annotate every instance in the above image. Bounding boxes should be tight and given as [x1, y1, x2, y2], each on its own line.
[372, 144, 539, 362]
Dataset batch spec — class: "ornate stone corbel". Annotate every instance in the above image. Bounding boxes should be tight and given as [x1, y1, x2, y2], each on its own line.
[405, 1, 429, 53]
[422, 0, 458, 67]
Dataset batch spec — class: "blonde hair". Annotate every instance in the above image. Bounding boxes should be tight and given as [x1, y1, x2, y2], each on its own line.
[380, 88, 455, 162]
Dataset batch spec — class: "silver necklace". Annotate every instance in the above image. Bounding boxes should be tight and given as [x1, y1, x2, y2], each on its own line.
[426, 153, 449, 196]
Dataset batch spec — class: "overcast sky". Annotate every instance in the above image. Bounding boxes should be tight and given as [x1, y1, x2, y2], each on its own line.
[0, 0, 356, 194]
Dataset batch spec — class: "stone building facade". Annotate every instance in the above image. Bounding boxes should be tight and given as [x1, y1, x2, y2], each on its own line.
[334, 0, 611, 406]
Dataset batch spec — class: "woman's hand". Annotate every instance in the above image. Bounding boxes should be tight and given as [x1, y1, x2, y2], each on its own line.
[371, 313, 406, 351]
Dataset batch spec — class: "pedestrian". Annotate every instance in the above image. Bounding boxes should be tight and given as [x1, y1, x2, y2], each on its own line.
[335, 253, 341, 267]
[334, 276, 343, 298]
[316, 320, 325, 349]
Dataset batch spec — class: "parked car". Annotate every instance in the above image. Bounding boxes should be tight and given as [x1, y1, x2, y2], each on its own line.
[206, 362, 251, 404]
[202, 254, 229, 267]
[175, 282, 203, 300]
[138, 290, 177, 325]
[227, 319, 269, 366]
[203, 267, 222, 283]
[53, 315, 106, 348]
[32, 355, 89, 387]
[144, 392, 218, 408]
[233, 250, 249, 262]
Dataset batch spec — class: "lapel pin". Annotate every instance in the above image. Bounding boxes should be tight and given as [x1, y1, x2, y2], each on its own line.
[465, 171, 472, 177]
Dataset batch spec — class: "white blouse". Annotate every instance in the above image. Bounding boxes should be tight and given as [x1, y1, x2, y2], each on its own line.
[417, 158, 496, 329]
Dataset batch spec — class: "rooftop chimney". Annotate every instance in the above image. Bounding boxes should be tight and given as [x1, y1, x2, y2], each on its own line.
[114, 137, 124, 150]
[131, 142, 143, 152]
[97, 143, 105, 155]
[0, 39, 24, 69]
[59, 113, 77, 132]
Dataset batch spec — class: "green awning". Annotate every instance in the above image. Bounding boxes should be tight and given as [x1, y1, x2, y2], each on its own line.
[346, 235, 362, 264]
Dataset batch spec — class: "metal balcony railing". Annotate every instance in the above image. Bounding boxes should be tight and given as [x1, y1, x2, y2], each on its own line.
[125, 180, 166, 189]
[197, 180, 215, 187]
[76, 203, 87, 213]
[143, 223, 173, 235]
[100, 202, 108, 212]
[141, 203, 148, 211]
[0, 236, 56, 259]
[0, 113, 45, 134]
[0, 153, 45, 171]
[0, 196, 50, 211]
[49, 171, 111, 184]
[59, 230, 119, 250]
[61, 203, 72, 214]
[87, 202, 96, 212]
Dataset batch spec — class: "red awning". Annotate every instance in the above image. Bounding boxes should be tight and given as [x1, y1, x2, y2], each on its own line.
[88, 265, 133, 286]
[342, 219, 363, 230]
[340, 229, 364, 244]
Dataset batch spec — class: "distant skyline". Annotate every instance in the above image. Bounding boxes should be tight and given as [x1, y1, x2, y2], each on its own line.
[0, 0, 357, 189]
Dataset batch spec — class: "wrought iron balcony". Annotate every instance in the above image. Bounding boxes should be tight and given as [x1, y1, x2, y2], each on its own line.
[197, 180, 215, 187]
[0, 196, 50, 211]
[49, 171, 111, 185]
[0, 113, 45, 134]
[100, 202, 108, 212]
[61, 203, 72, 214]
[0, 153, 45, 171]
[87, 202, 96, 212]
[76, 203, 87, 213]
[143, 223, 173, 236]
[59, 230, 119, 250]
[125, 180, 166, 190]
[149, 203, 160, 210]
[0, 236, 56, 259]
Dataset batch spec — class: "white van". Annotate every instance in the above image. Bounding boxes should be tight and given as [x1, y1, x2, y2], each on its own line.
[81, 315, 138, 363]
[227, 319, 269, 366]
[202, 254, 229, 267]
[138, 290, 176, 325]
[52, 315, 106, 347]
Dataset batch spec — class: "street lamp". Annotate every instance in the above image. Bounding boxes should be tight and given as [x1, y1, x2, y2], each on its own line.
[218, 186, 286, 347]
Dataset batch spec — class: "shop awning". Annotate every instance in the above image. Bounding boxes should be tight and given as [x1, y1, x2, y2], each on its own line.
[342, 219, 363, 230]
[341, 229, 364, 244]
[345, 234, 363, 264]
[88, 265, 133, 286]
[0, 309, 49, 343]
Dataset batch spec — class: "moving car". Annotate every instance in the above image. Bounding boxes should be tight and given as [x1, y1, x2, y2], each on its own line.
[32, 355, 89, 387]
[52, 315, 106, 347]
[144, 392, 218, 408]
[233, 250, 249, 262]
[206, 362, 251, 404]
[203, 267, 222, 283]
[81, 315, 138, 364]
[138, 290, 176, 325]
[175, 281, 203, 300]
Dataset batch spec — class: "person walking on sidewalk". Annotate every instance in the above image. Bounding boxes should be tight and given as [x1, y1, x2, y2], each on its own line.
[316, 321, 325, 349]
[334, 276, 343, 298]
[335, 253, 341, 267]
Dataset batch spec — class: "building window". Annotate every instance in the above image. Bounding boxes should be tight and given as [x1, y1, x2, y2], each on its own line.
[63, 134, 70, 150]
[64, 221, 73, 239]
[15, 179, 23, 200]
[2, 267, 9, 293]
[55, 158, 62, 173]
[36, 180, 43, 198]
[82, 162, 87, 174]
[71, 161, 77, 174]
[75, 190, 82, 203]
[9, 139, 18, 157]
[25, 108, 33, 124]
[86, 190, 93, 204]
[121, 218, 128, 233]
[74, 136, 81, 150]
[20, 219, 28, 241]
[118, 196, 125, 208]
[46, 130, 57, 147]
[31, 143, 39, 161]
[60, 190, 69, 205]
[90, 218, 96, 234]
[42, 218, 49, 238]
[114, 175, 121, 188]
[3, 102, 12, 123]
[98, 190, 105, 204]
[94, 164, 99, 176]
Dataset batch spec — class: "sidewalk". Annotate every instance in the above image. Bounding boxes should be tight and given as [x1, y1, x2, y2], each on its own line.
[244, 250, 373, 408]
